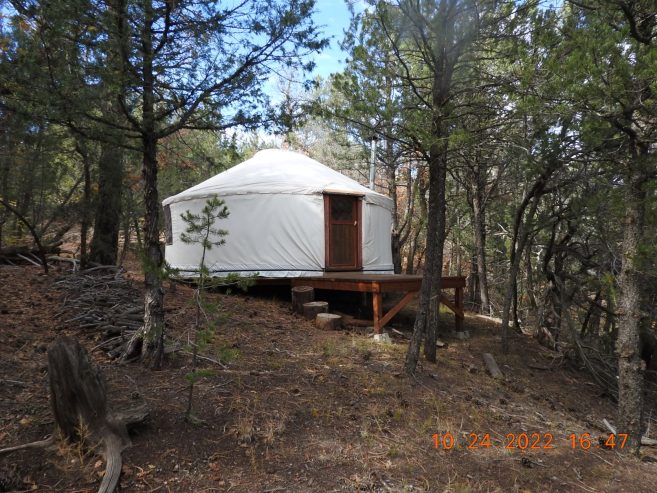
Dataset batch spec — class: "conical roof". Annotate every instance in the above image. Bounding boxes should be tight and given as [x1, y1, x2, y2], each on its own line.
[162, 148, 393, 209]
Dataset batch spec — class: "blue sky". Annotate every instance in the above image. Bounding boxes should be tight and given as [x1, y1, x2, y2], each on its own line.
[264, 0, 356, 103]
[311, 0, 354, 79]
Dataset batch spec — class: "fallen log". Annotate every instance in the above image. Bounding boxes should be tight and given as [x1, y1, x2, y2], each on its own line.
[603, 418, 657, 447]
[0, 436, 54, 455]
[16, 252, 42, 267]
[48, 255, 79, 272]
[0, 201, 48, 272]
[0, 337, 149, 493]
[0, 244, 61, 256]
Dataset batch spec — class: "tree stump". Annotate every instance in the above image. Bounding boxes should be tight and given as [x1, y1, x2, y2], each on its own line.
[1, 336, 149, 493]
[316, 313, 342, 330]
[49, 337, 131, 493]
[482, 352, 504, 380]
[303, 301, 328, 320]
[292, 286, 314, 314]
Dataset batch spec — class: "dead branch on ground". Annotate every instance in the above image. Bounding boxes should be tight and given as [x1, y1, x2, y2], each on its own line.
[55, 269, 144, 358]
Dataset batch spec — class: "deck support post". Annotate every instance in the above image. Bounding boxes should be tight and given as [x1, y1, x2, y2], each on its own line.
[291, 274, 466, 333]
[372, 289, 383, 334]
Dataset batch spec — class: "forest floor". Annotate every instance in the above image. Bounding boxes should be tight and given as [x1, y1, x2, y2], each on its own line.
[2, 263, 657, 493]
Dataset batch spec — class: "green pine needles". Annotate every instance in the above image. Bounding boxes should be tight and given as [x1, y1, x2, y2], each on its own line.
[180, 196, 230, 423]
[180, 196, 230, 261]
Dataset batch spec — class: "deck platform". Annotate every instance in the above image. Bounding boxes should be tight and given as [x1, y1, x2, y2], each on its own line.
[290, 273, 465, 333]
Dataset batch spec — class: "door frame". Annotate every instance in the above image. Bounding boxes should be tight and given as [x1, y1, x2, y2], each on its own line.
[323, 193, 363, 271]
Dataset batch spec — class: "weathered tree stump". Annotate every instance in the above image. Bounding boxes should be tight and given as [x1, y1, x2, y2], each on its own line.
[50, 337, 131, 493]
[316, 313, 342, 330]
[49, 338, 113, 438]
[292, 286, 314, 314]
[0, 336, 149, 493]
[482, 352, 504, 380]
[303, 301, 328, 320]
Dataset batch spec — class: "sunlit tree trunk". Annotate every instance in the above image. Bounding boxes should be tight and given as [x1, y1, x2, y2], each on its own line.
[616, 152, 648, 454]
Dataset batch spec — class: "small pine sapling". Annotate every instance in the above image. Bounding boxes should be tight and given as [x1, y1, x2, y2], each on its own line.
[179, 196, 229, 423]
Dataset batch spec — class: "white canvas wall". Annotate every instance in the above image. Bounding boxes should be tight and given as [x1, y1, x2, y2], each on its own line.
[167, 194, 322, 276]
[163, 149, 395, 277]
[362, 203, 394, 272]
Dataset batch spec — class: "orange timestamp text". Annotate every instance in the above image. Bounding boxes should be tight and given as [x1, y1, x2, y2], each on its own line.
[432, 432, 628, 450]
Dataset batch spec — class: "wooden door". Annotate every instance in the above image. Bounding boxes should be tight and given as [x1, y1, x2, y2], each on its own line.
[324, 194, 362, 271]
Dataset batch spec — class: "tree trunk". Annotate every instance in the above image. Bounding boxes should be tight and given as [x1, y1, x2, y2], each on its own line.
[139, 2, 164, 369]
[500, 124, 568, 352]
[392, 231, 402, 274]
[404, 226, 435, 373]
[405, 140, 446, 372]
[501, 175, 551, 352]
[472, 187, 490, 314]
[141, 133, 164, 369]
[467, 254, 480, 306]
[406, 173, 428, 275]
[501, 212, 535, 354]
[404, 26, 454, 371]
[118, 207, 131, 268]
[616, 166, 646, 455]
[89, 1, 125, 266]
[90, 140, 124, 265]
[396, 165, 416, 275]
[76, 142, 92, 270]
[525, 248, 540, 331]
[0, 126, 9, 251]
[385, 136, 404, 275]
[405, 224, 421, 275]
[602, 292, 616, 353]
[425, 148, 448, 363]
[580, 290, 601, 338]
[472, 163, 491, 315]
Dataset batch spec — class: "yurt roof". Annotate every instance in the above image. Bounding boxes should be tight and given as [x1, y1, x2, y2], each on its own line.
[162, 148, 393, 209]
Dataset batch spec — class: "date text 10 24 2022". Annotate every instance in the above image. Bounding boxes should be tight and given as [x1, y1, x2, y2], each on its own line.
[432, 432, 628, 450]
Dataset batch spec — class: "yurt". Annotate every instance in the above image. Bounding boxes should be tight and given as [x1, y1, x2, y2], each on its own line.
[162, 149, 394, 277]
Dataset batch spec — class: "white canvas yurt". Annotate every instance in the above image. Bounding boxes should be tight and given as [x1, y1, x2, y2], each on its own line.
[162, 149, 394, 277]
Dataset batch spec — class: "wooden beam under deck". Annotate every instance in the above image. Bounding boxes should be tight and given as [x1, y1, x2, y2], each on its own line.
[290, 273, 466, 333]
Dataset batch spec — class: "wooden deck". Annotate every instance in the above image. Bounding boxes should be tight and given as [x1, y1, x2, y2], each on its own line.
[290, 273, 465, 333]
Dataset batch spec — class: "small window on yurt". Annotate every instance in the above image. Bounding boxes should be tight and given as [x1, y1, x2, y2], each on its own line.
[163, 205, 172, 245]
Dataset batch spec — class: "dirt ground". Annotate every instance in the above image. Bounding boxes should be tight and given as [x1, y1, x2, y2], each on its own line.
[2, 263, 657, 492]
